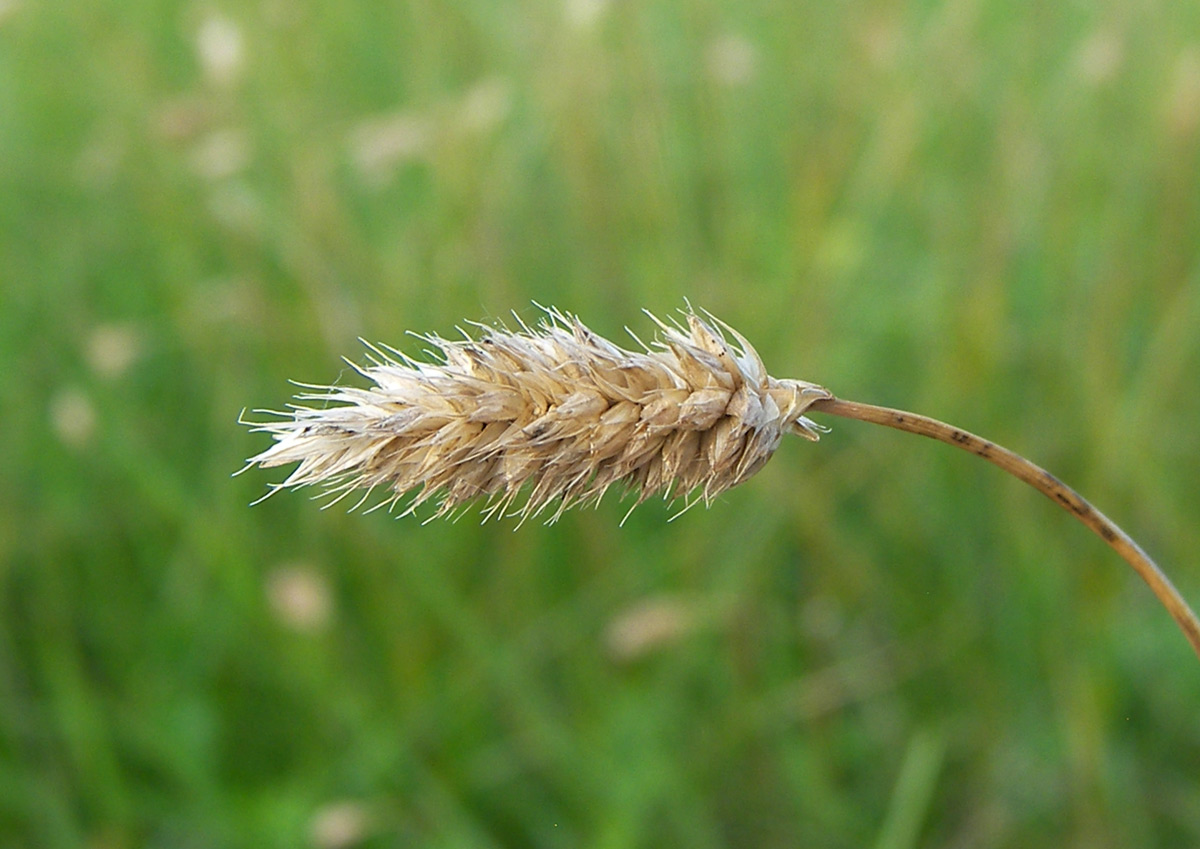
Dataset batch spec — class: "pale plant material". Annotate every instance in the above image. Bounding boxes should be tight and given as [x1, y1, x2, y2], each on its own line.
[241, 306, 831, 523]
[241, 306, 1200, 660]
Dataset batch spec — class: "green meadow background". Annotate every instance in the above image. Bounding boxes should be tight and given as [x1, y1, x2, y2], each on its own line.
[4, 0, 1200, 846]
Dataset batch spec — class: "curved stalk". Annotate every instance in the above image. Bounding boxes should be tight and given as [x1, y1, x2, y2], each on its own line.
[808, 396, 1200, 662]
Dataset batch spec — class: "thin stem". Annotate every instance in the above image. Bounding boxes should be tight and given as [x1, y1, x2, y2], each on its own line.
[809, 396, 1200, 663]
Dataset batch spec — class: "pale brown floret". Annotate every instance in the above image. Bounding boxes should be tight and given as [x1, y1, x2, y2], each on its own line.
[242, 307, 831, 523]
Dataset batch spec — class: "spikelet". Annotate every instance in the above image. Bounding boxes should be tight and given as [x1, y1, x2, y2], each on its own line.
[241, 306, 831, 523]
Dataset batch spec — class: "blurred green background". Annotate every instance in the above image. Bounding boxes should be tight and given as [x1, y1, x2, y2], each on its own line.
[3, 0, 1200, 846]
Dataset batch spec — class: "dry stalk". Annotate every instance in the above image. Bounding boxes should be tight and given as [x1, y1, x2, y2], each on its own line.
[808, 398, 1200, 662]
[241, 306, 1200, 660]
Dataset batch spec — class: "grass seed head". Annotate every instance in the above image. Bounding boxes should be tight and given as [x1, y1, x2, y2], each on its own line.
[242, 306, 831, 522]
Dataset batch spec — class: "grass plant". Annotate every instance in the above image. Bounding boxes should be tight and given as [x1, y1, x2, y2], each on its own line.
[245, 308, 1200, 661]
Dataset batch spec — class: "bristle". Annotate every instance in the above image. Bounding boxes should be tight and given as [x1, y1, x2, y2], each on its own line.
[242, 307, 831, 522]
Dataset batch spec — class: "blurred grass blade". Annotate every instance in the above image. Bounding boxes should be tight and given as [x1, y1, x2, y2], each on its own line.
[873, 728, 946, 849]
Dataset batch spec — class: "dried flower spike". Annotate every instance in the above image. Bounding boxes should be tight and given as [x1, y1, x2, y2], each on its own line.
[241, 306, 831, 523]
[241, 305, 1200, 661]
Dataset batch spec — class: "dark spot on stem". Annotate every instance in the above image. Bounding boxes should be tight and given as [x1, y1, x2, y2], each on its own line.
[1050, 486, 1089, 517]
[1099, 525, 1117, 542]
